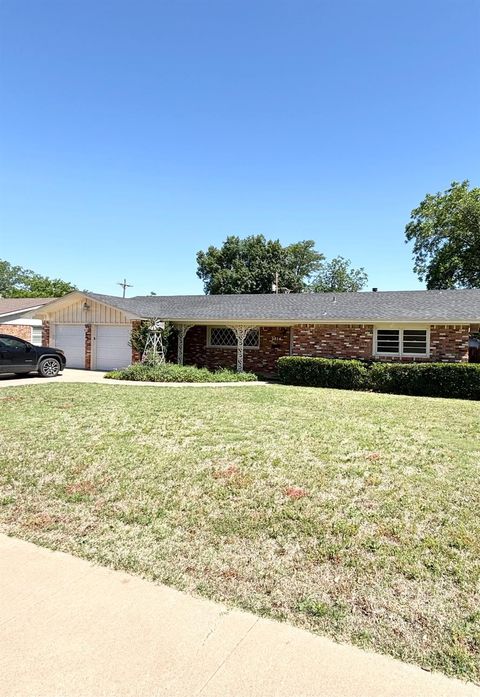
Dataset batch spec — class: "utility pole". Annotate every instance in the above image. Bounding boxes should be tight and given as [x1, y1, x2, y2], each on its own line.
[117, 278, 133, 298]
[272, 271, 279, 294]
[271, 271, 290, 294]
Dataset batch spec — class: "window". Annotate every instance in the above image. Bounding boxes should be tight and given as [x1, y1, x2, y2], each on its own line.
[208, 327, 259, 348]
[376, 330, 400, 354]
[31, 326, 43, 345]
[0, 337, 28, 351]
[375, 328, 428, 356]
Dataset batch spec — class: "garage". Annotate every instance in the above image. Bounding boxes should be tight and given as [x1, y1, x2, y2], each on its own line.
[54, 325, 85, 369]
[94, 326, 132, 371]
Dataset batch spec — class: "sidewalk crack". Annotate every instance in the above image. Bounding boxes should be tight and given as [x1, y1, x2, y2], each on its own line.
[195, 617, 259, 695]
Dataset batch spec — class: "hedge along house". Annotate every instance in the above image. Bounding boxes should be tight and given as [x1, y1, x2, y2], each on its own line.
[33, 289, 480, 374]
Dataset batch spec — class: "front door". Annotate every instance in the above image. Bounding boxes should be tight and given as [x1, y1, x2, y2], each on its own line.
[0, 337, 36, 373]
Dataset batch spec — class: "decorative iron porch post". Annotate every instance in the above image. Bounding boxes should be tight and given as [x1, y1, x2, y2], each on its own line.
[176, 324, 193, 365]
[232, 326, 254, 372]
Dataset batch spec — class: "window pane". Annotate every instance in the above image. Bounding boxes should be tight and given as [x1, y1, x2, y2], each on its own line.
[244, 329, 259, 347]
[403, 330, 427, 354]
[210, 328, 236, 347]
[0, 337, 26, 350]
[31, 327, 43, 345]
[376, 330, 399, 353]
[209, 327, 260, 348]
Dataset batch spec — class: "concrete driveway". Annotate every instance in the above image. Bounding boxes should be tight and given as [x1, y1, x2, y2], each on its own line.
[0, 368, 269, 388]
[0, 368, 108, 386]
[1, 534, 478, 697]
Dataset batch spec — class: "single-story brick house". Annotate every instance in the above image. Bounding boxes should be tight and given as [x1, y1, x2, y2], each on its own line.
[0, 298, 54, 345]
[31, 288, 480, 374]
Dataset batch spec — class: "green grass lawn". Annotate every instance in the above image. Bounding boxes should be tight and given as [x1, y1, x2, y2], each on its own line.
[1, 383, 479, 683]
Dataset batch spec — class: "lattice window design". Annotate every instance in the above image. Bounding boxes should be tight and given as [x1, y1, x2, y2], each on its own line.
[210, 327, 236, 347]
[209, 327, 259, 348]
[244, 328, 259, 347]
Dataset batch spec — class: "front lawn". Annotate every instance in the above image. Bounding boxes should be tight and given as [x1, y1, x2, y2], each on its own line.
[0, 384, 479, 683]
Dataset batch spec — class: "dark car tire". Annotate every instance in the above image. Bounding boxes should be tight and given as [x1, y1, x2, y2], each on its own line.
[38, 357, 61, 378]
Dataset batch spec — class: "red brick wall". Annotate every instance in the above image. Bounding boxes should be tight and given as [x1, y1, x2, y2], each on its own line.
[244, 327, 291, 375]
[292, 323, 471, 363]
[174, 322, 473, 373]
[292, 324, 374, 360]
[183, 326, 292, 376]
[184, 326, 237, 370]
[131, 320, 142, 363]
[85, 324, 92, 370]
[0, 324, 32, 341]
[430, 325, 470, 363]
[42, 321, 50, 347]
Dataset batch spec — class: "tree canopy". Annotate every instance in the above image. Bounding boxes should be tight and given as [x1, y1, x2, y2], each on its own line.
[309, 256, 368, 293]
[196, 236, 324, 294]
[0, 259, 77, 298]
[405, 181, 480, 289]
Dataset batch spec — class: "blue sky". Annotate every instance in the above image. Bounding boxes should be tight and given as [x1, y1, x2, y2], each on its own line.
[1, 0, 479, 296]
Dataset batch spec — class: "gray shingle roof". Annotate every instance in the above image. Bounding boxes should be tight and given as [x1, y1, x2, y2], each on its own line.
[0, 297, 55, 317]
[86, 289, 480, 323]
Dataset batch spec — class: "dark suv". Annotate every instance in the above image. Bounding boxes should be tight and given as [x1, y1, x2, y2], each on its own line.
[0, 334, 66, 377]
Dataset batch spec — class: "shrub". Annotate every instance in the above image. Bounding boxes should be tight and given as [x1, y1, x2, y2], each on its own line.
[278, 356, 480, 400]
[277, 356, 368, 390]
[369, 362, 480, 400]
[104, 362, 257, 383]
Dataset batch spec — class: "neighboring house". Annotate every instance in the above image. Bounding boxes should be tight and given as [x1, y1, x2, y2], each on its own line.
[0, 298, 55, 345]
[33, 289, 480, 373]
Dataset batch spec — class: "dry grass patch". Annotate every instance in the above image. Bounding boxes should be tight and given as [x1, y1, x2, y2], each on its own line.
[0, 383, 479, 683]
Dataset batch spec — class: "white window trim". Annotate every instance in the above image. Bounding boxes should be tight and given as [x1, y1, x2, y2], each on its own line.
[374, 327, 430, 358]
[207, 326, 260, 349]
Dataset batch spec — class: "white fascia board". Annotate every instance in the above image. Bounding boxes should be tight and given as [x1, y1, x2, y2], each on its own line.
[32, 291, 141, 321]
[2, 318, 42, 326]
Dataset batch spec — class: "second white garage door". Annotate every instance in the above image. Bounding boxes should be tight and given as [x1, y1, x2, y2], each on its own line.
[95, 326, 132, 371]
[54, 325, 85, 369]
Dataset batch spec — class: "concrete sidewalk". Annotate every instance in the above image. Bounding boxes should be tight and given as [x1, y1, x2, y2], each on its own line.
[1, 535, 478, 697]
[0, 368, 269, 388]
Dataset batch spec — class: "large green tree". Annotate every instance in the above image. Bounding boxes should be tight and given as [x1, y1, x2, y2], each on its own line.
[405, 181, 480, 289]
[196, 236, 324, 294]
[0, 259, 77, 298]
[309, 256, 368, 293]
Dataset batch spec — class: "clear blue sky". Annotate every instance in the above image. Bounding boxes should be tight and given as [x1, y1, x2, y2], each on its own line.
[1, 0, 479, 296]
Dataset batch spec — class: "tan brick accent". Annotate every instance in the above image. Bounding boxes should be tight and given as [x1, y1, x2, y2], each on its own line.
[42, 321, 50, 347]
[0, 324, 32, 341]
[85, 324, 92, 370]
[292, 324, 374, 360]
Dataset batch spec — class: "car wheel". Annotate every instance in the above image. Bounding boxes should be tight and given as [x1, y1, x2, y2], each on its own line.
[38, 358, 61, 377]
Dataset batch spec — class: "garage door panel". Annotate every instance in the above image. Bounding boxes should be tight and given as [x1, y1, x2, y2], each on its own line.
[54, 325, 85, 369]
[95, 326, 132, 371]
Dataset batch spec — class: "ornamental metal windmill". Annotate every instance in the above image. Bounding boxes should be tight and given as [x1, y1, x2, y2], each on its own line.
[142, 318, 165, 364]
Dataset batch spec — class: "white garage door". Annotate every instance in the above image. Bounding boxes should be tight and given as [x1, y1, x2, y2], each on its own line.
[95, 326, 132, 371]
[54, 325, 85, 369]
